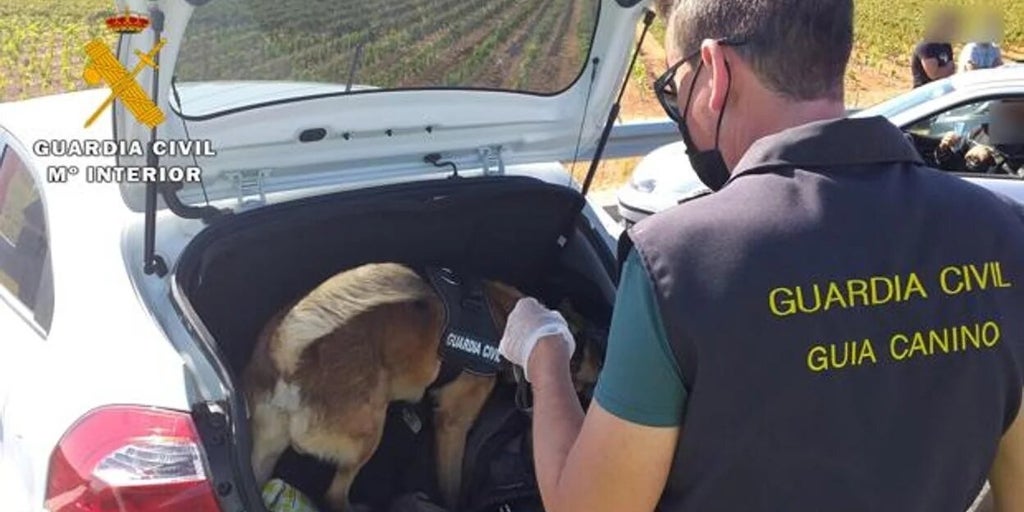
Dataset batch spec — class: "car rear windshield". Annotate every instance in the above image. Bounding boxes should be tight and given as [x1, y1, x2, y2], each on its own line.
[174, 0, 600, 114]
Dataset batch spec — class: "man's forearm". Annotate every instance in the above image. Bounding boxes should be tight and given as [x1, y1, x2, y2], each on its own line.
[529, 339, 584, 511]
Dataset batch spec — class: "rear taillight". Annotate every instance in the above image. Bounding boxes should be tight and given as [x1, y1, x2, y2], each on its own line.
[45, 405, 221, 512]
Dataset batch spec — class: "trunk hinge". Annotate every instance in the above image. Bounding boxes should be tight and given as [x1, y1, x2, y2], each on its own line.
[227, 169, 270, 209]
[478, 145, 505, 176]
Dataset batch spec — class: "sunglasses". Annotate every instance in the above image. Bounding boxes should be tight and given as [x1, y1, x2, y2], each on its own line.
[653, 38, 747, 125]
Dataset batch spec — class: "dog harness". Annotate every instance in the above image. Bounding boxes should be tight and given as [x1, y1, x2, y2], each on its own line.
[425, 267, 503, 387]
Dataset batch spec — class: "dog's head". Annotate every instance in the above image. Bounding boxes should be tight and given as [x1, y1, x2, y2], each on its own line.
[557, 299, 606, 396]
[482, 282, 605, 396]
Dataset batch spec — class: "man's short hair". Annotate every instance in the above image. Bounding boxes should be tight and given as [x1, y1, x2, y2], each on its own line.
[668, 0, 853, 101]
[652, 0, 676, 19]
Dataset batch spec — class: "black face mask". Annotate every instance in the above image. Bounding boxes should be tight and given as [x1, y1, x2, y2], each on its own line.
[677, 59, 733, 191]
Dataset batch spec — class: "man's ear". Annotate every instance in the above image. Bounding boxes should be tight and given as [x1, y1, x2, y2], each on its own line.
[701, 40, 731, 114]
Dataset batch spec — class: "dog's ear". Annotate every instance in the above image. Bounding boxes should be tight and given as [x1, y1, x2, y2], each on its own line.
[573, 342, 603, 393]
[483, 281, 524, 332]
[556, 300, 585, 338]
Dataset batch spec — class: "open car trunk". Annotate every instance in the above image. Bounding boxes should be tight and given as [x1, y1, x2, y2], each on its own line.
[173, 175, 617, 512]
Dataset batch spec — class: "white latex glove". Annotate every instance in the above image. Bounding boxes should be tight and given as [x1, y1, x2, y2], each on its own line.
[499, 297, 575, 382]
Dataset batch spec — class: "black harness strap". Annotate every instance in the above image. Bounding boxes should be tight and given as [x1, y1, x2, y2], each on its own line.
[425, 267, 503, 389]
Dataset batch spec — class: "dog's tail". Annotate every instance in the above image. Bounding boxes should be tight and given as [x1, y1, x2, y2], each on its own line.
[271, 263, 436, 377]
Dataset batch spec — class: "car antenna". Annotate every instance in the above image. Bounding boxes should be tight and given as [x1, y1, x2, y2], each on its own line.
[579, 8, 657, 196]
[345, 40, 367, 93]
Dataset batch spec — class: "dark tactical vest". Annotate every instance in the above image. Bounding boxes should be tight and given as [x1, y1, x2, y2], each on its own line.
[627, 117, 1024, 512]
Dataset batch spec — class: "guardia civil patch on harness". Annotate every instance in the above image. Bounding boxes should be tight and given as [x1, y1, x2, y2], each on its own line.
[426, 267, 503, 377]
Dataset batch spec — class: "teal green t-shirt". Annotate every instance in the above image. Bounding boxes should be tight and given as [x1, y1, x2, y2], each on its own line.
[592, 248, 688, 427]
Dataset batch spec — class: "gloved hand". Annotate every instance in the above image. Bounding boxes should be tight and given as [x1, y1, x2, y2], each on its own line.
[499, 298, 575, 382]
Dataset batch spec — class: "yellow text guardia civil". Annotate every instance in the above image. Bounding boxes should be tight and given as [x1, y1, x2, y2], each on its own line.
[769, 261, 1012, 318]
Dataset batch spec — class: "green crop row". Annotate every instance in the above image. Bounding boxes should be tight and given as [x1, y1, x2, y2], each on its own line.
[369, 0, 522, 85]
[170, 0, 596, 95]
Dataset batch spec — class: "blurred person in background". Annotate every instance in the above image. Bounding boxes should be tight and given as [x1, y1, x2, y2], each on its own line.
[911, 5, 959, 88]
[958, 9, 1004, 72]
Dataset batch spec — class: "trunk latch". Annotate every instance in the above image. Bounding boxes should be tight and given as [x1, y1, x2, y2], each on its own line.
[478, 145, 505, 176]
[227, 169, 270, 209]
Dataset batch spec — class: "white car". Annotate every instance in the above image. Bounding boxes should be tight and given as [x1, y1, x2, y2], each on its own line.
[615, 140, 709, 226]
[0, 0, 647, 510]
[617, 65, 1024, 226]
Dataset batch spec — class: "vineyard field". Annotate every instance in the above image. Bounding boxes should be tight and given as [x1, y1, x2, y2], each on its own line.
[173, 0, 600, 100]
[0, 0, 114, 101]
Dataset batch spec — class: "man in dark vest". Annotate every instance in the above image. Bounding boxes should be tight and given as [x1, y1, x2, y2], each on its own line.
[498, 1, 1024, 511]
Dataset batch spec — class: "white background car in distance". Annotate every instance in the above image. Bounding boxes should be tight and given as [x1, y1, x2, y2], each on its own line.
[615, 141, 708, 227]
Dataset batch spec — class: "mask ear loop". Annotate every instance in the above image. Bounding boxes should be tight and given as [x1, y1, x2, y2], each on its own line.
[680, 58, 704, 152]
[682, 59, 702, 118]
[713, 60, 732, 150]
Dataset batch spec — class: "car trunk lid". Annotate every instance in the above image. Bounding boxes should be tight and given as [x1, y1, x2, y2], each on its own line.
[111, 0, 648, 214]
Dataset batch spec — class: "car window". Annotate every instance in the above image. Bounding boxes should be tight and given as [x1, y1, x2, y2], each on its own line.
[907, 99, 992, 138]
[0, 144, 53, 333]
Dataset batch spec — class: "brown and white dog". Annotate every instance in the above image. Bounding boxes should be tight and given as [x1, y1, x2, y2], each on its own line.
[243, 262, 601, 512]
